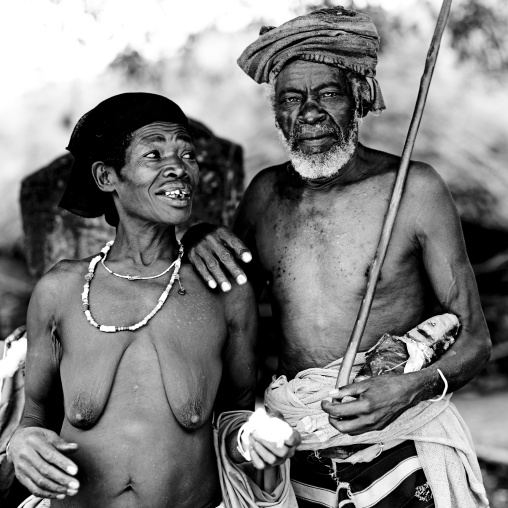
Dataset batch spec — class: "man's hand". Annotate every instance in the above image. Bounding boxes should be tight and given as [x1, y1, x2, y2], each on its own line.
[185, 224, 252, 292]
[248, 428, 301, 470]
[321, 374, 418, 436]
[9, 427, 80, 500]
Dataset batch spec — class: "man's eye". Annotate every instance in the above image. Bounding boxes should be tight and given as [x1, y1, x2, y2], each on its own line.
[145, 151, 160, 159]
[182, 151, 196, 160]
[321, 92, 340, 98]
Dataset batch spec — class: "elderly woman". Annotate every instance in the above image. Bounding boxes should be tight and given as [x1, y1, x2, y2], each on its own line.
[7, 93, 299, 508]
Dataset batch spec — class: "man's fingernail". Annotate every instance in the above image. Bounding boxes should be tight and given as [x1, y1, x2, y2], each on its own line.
[67, 489, 78, 496]
[208, 280, 217, 289]
[69, 480, 79, 489]
[67, 465, 78, 475]
[221, 282, 231, 292]
[329, 390, 339, 396]
[242, 252, 252, 263]
[57, 494, 66, 499]
[237, 275, 247, 285]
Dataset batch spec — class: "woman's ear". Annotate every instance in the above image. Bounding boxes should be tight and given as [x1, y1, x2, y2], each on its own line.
[91, 161, 117, 193]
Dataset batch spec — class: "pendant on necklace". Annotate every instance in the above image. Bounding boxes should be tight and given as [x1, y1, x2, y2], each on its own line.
[178, 288, 186, 295]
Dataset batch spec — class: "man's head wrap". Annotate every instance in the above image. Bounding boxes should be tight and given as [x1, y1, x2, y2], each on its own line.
[59, 92, 190, 226]
[237, 6, 385, 115]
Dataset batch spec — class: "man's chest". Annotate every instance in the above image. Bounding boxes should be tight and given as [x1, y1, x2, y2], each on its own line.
[255, 187, 414, 290]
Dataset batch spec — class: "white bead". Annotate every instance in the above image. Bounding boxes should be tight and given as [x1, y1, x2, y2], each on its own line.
[99, 325, 116, 332]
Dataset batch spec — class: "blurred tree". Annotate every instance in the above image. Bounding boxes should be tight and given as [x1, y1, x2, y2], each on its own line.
[448, 0, 508, 74]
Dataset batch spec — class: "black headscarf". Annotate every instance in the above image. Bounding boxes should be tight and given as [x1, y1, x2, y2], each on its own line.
[59, 92, 190, 226]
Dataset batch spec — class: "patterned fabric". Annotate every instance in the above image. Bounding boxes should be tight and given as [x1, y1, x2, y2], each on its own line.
[237, 6, 385, 114]
[290, 441, 434, 508]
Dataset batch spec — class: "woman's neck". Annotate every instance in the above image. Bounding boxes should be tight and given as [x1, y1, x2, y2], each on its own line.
[109, 222, 180, 267]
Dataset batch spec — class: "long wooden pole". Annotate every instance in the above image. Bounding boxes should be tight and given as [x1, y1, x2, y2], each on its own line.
[335, 0, 453, 390]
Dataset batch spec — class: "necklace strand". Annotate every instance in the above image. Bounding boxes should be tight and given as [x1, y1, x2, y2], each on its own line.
[82, 241, 184, 333]
[100, 241, 177, 280]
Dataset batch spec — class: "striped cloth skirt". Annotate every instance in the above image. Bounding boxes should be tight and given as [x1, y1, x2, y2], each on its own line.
[290, 441, 434, 508]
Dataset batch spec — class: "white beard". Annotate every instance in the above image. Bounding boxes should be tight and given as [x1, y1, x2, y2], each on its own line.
[275, 119, 357, 180]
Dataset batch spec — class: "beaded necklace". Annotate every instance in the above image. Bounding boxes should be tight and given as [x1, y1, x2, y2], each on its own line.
[100, 241, 176, 280]
[82, 241, 185, 333]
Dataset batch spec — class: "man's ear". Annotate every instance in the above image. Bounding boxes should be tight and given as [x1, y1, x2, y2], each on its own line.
[91, 161, 117, 193]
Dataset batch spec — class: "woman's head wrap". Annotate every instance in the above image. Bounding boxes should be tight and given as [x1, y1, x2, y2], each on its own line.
[59, 92, 190, 226]
[237, 6, 385, 115]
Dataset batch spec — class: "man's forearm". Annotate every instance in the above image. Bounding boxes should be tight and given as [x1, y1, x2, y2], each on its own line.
[409, 327, 491, 403]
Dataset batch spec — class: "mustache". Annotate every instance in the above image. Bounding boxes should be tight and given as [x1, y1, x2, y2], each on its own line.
[290, 122, 344, 150]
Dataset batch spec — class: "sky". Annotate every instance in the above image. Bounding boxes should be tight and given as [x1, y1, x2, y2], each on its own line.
[0, 0, 442, 105]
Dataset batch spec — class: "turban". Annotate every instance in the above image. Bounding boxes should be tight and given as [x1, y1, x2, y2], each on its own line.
[237, 6, 385, 114]
[59, 92, 190, 226]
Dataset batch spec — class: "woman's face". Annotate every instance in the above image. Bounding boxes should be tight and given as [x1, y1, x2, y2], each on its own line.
[110, 121, 199, 227]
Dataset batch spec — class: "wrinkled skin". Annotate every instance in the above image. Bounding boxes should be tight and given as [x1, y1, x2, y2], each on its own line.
[187, 61, 491, 436]
[8, 121, 299, 507]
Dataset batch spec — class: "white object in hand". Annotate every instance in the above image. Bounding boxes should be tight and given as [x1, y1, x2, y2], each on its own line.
[237, 408, 293, 461]
[0, 337, 27, 380]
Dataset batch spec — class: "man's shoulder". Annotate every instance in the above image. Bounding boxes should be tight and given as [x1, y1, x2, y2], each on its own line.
[362, 145, 448, 195]
[247, 162, 288, 191]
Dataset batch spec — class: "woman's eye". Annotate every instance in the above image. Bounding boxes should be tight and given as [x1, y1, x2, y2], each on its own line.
[282, 96, 300, 103]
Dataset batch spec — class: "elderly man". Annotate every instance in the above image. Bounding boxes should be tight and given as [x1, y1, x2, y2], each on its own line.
[7, 93, 299, 508]
[184, 6, 491, 508]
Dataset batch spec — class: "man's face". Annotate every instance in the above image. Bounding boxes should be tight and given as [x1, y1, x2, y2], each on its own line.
[273, 60, 358, 179]
[111, 121, 199, 226]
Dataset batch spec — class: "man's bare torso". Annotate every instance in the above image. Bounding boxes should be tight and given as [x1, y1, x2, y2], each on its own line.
[51, 262, 225, 508]
[238, 145, 440, 379]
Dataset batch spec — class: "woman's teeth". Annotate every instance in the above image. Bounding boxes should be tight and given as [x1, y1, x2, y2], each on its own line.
[164, 189, 190, 199]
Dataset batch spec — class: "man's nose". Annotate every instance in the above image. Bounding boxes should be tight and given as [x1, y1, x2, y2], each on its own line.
[298, 98, 326, 125]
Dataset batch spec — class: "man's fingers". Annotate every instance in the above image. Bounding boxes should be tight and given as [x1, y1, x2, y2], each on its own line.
[217, 227, 252, 263]
[321, 398, 371, 419]
[188, 251, 218, 289]
[204, 236, 248, 287]
[35, 440, 79, 477]
[329, 381, 369, 400]
[194, 243, 232, 291]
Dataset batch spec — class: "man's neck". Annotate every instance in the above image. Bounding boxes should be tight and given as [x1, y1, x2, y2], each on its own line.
[295, 143, 369, 190]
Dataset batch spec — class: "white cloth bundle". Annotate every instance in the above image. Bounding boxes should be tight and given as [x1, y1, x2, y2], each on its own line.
[237, 408, 293, 461]
[264, 356, 488, 508]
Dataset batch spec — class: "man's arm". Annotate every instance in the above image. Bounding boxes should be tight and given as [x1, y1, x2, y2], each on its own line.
[218, 281, 300, 469]
[323, 164, 491, 434]
[8, 267, 80, 499]
[184, 170, 271, 295]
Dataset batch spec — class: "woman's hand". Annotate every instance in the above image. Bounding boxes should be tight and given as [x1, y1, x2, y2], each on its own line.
[8, 427, 80, 500]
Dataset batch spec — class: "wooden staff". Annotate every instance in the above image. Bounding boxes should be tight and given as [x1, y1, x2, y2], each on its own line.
[335, 0, 453, 390]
